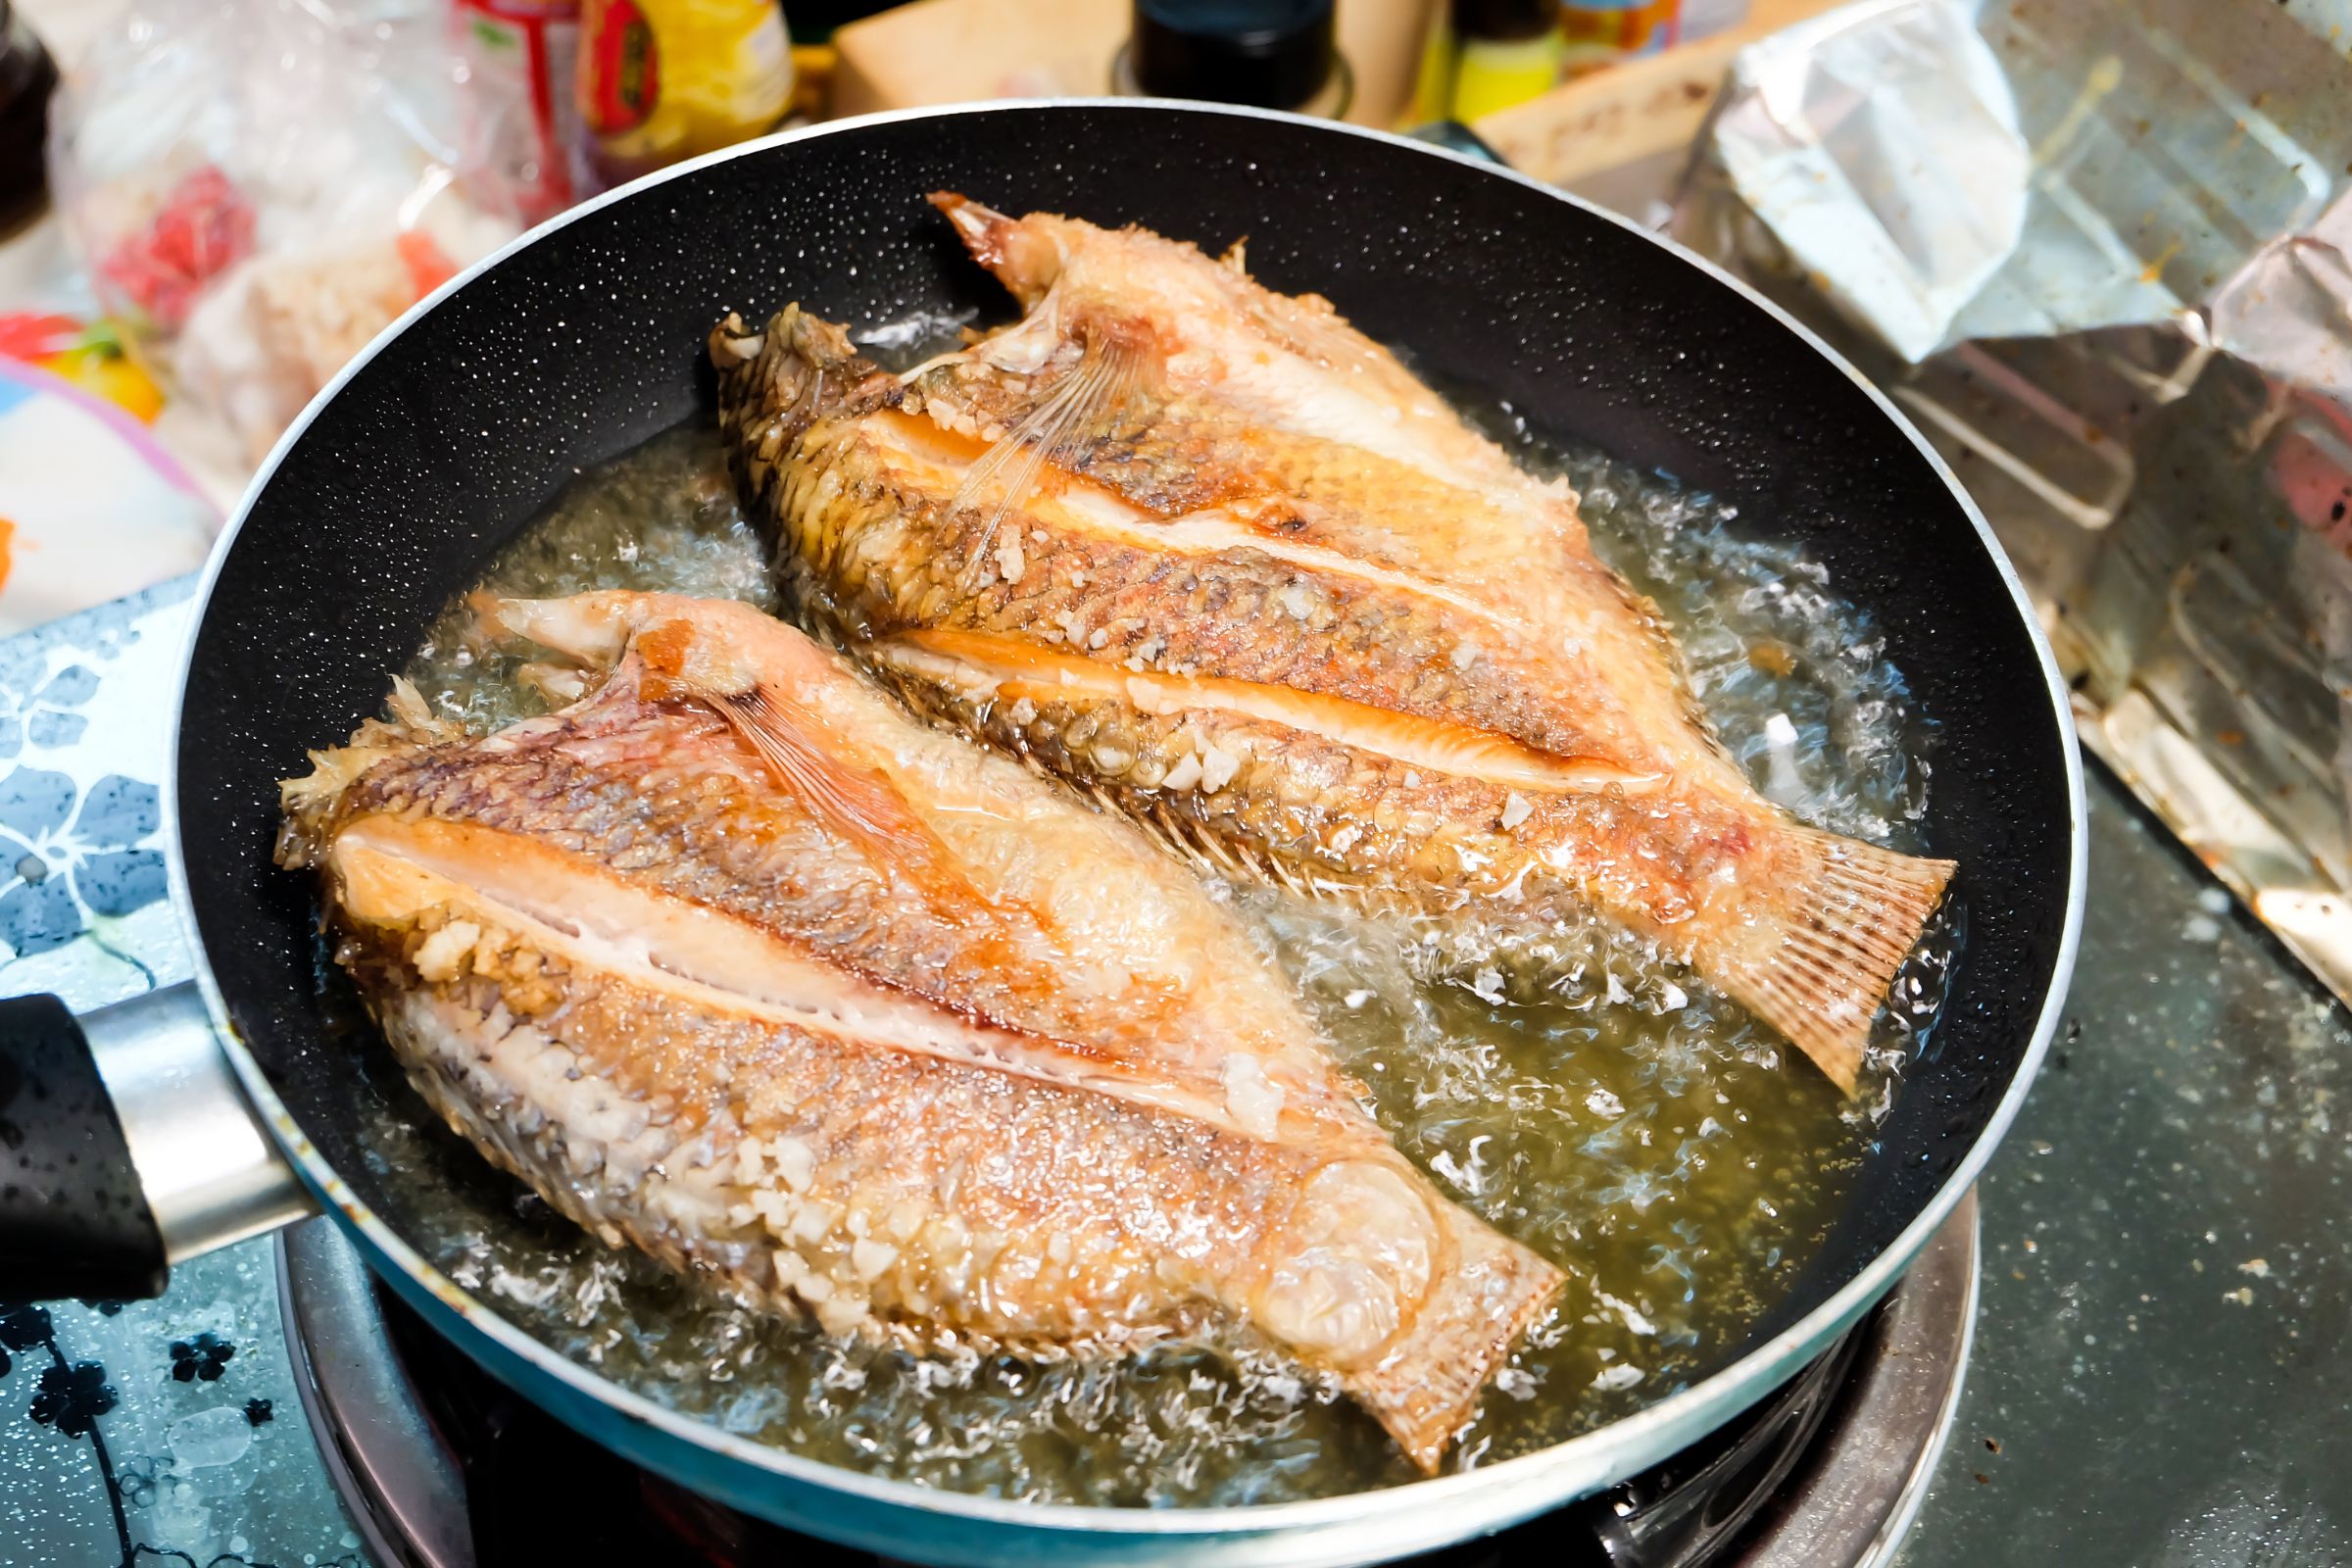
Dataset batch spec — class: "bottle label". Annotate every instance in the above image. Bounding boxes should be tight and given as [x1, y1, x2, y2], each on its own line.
[583, 0, 660, 137]
[577, 0, 793, 180]
[1559, 0, 1683, 70]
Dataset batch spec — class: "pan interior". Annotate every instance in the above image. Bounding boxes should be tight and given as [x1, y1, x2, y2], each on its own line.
[176, 106, 2073, 1506]
[344, 385, 1949, 1499]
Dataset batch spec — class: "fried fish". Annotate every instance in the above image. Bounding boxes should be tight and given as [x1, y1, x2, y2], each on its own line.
[278, 591, 1561, 1470]
[712, 196, 1954, 1093]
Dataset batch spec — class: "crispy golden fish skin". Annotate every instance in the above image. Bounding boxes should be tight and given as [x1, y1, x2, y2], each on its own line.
[278, 592, 1560, 1472]
[710, 197, 1954, 1095]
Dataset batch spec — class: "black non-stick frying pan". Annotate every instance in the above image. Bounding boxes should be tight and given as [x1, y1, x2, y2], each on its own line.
[0, 104, 2082, 1567]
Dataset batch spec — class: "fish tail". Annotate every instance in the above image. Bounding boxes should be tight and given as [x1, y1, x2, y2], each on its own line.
[1342, 1218, 1563, 1474]
[1714, 828, 1956, 1096]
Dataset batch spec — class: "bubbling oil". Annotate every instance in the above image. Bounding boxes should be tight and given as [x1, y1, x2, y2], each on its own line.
[360, 404, 1956, 1505]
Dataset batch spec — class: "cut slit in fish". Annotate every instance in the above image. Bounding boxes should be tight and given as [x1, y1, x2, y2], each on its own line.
[278, 590, 1563, 1471]
[876, 626, 1660, 796]
[711, 196, 1957, 1095]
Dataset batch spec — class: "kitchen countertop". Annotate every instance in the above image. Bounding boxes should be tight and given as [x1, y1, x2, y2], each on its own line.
[1895, 774, 2352, 1564]
[0, 583, 2346, 1566]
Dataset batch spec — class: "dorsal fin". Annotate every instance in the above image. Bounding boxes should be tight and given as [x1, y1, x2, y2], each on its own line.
[928, 191, 1062, 304]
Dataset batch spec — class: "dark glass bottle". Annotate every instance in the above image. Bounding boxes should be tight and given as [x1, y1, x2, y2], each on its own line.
[1113, 0, 1352, 120]
[0, 1, 57, 236]
[778, 0, 897, 39]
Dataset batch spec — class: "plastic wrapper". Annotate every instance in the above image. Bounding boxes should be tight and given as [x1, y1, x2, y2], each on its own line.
[46, 0, 525, 469]
[1676, 0, 2352, 1015]
[1686, 0, 2349, 368]
[454, 0, 584, 225]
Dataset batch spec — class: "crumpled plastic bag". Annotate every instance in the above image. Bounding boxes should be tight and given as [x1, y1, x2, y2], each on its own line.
[47, 0, 525, 469]
[1692, 0, 2352, 375]
[1706, 0, 2029, 364]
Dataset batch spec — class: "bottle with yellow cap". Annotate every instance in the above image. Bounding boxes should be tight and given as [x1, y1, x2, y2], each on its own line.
[575, 0, 795, 193]
[1408, 0, 1561, 125]
[1407, 0, 1753, 124]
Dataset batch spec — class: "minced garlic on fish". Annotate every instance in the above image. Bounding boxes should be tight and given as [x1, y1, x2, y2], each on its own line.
[711, 195, 1955, 1094]
[277, 591, 1560, 1471]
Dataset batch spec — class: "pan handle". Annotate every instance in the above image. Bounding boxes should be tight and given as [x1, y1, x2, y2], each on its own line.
[0, 983, 315, 1302]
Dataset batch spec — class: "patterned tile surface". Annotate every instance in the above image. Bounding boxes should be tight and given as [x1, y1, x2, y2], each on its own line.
[0, 576, 368, 1568]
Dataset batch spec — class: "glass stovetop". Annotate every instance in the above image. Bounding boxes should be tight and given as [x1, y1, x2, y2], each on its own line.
[1, 581, 2346, 1567]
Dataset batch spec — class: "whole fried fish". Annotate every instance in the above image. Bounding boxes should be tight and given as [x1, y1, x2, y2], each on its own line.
[278, 591, 1560, 1471]
[712, 196, 1955, 1093]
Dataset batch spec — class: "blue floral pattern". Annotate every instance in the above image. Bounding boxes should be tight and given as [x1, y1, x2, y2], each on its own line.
[0, 577, 190, 980]
[0, 652, 101, 760]
[29, 1360, 118, 1438]
[0, 576, 370, 1568]
[168, 1332, 235, 1384]
[0, 768, 168, 956]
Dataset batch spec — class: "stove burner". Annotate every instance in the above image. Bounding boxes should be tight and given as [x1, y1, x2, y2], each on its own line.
[278, 1194, 1974, 1568]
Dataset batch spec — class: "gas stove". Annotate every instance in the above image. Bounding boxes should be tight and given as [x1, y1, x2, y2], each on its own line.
[275, 1197, 1977, 1568]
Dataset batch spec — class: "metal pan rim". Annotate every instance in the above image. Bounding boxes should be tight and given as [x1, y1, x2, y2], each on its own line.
[160, 99, 2088, 1552]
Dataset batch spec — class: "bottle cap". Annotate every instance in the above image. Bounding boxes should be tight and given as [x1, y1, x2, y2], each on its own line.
[1129, 0, 1337, 111]
[1450, 0, 1558, 42]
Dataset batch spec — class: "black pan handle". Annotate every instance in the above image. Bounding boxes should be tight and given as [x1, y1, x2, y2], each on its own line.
[0, 984, 313, 1302]
[0, 993, 164, 1299]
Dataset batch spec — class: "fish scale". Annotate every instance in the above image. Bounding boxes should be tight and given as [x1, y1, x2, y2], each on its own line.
[759, 317, 1686, 767]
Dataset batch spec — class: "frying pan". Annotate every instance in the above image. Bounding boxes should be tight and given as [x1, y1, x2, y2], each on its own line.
[0, 103, 2083, 1567]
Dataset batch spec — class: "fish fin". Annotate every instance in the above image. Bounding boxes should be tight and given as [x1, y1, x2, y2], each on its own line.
[275, 678, 461, 868]
[701, 682, 913, 853]
[480, 594, 637, 669]
[929, 192, 1062, 303]
[1720, 829, 1956, 1096]
[953, 322, 1144, 590]
[630, 613, 907, 854]
[1342, 1218, 1563, 1474]
[514, 662, 591, 707]
[710, 305, 899, 513]
[1121, 792, 1327, 904]
[641, 630, 1004, 928]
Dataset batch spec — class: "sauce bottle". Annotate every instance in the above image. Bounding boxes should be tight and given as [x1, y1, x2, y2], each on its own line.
[1558, 0, 1685, 76]
[575, 0, 795, 192]
[1113, 0, 1352, 121]
[1413, 0, 1564, 123]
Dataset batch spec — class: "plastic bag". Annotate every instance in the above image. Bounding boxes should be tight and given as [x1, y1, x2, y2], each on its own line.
[47, 0, 526, 469]
[453, 0, 585, 225]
